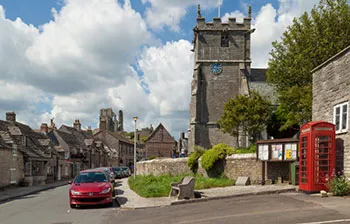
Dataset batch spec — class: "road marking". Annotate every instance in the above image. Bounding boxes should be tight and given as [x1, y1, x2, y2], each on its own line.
[297, 219, 350, 224]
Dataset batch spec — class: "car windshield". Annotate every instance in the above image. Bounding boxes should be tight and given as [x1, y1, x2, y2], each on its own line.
[74, 172, 108, 183]
[122, 167, 129, 171]
[113, 168, 121, 172]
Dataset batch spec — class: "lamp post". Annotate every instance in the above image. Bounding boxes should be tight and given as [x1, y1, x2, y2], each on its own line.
[133, 116, 138, 180]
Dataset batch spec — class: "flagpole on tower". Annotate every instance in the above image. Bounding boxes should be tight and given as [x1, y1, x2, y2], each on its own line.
[218, 0, 223, 17]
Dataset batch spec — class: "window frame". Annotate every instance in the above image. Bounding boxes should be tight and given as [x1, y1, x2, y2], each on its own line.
[333, 101, 349, 134]
[221, 33, 229, 47]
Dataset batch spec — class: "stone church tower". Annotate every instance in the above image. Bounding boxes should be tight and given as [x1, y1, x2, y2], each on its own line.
[188, 5, 254, 152]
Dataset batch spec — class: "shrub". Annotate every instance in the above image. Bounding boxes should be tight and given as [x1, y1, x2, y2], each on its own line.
[187, 146, 205, 173]
[225, 144, 256, 156]
[201, 144, 228, 171]
[330, 175, 350, 196]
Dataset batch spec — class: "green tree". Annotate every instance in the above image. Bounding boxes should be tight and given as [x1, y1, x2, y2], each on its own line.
[267, 0, 350, 130]
[218, 91, 273, 144]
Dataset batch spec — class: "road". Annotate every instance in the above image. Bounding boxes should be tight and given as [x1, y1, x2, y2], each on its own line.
[1, 186, 350, 224]
[0, 185, 116, 224]
[108, 193, 350, 224]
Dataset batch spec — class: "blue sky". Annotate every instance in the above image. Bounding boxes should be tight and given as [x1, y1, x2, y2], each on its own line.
[0, 0, 319, 136]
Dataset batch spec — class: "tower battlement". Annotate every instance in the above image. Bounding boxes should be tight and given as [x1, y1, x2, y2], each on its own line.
[195, 5, 252, 30]
[196, 17, 251, 30]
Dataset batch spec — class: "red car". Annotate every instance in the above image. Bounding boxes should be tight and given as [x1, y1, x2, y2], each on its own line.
[69, 169, 114, 208]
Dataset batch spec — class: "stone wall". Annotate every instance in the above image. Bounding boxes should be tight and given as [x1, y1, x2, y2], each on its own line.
[197, 153, 263, 184]
[312, 47, 350, 176]
[136, 154, 264, 184]
[136, 158, 191, 176]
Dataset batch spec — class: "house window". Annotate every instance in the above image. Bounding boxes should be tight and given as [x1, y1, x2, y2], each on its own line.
[334, 102, 348, 133]
[65, 166, 68, 176]
[221, 33, 229, 47]
[12, 144, 17, 157]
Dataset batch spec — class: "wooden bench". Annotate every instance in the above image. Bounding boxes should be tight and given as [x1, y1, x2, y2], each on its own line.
[169, 176, 195, 200]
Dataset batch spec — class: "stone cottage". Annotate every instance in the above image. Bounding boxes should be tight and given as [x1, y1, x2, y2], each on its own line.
[312, 45, 350, 176]
[94, 130, 132, 167]
[0, 112, 52, 187]
[145, 123, 177, 158]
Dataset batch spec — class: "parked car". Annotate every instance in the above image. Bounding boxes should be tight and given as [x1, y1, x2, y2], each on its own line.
[94, 167, 115, 181]
[69, 169, 114, 208]
[120, 166, 131, 177]
[112, 167, 124, 179]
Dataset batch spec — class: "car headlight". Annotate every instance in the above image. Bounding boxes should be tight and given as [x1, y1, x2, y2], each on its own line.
[99, 187, 111, 194]
[71, 189, 81, 195]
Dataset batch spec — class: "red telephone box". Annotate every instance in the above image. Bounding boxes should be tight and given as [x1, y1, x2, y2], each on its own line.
[299, 121, 335, 193]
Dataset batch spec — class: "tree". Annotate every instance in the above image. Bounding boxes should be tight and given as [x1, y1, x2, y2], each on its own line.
[218, 91, 273, 145]
[267, 0, 350, 130]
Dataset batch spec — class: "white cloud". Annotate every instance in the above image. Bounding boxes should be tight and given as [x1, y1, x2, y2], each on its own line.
[250, 0, 319, 67]
[0, 0, 154, 132]
[141, 0, 218, 31]
[0, 0, 323, 138]
[221, 10, 245, 23]
[138, 40, 193, 116]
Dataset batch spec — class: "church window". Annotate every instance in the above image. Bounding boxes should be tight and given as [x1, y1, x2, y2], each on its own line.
[221, 33, 229, 47]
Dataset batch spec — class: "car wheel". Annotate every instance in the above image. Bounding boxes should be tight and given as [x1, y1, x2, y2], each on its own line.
[70, 204, 75, 209]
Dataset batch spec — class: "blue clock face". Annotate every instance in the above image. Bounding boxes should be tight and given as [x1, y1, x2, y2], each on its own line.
[210, 63, 222, 75]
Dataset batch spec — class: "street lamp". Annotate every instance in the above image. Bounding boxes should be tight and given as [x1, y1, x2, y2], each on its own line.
[133, 116, 138, 180]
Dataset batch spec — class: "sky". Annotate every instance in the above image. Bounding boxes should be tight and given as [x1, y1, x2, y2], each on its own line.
[0, 0, 321, 138]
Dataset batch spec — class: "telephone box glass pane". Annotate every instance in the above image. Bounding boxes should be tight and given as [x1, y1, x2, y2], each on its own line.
[315, 136, 330, 184]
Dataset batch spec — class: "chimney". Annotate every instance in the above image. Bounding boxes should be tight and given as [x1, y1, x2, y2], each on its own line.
[6, 112, 16, 123]
[87, 126, 92, 133]
[73, 119, 81, 131]
[49, 118, 56, 130]
[40, 123, 48, 133]
[181, 132, 185, 139]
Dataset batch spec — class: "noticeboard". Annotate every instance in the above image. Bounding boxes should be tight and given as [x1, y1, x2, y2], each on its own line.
[256, 139, 298, 161]
[258, 144, 269, 160]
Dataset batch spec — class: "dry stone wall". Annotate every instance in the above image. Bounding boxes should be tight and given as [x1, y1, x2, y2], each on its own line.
[136, 158, 191, 176]
[136, 154, 263, 184]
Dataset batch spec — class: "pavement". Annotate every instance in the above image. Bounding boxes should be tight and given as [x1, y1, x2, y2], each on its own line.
[0, 179, 69, 204]
[115, 178, 297, 209]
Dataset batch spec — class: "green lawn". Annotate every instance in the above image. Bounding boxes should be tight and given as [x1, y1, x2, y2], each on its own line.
[128, 174, 235, 198]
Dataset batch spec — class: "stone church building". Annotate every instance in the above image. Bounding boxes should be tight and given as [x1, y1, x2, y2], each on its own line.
[188, 6, 272, 152]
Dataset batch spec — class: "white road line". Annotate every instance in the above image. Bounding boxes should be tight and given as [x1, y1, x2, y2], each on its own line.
[297, 219, 350, 224]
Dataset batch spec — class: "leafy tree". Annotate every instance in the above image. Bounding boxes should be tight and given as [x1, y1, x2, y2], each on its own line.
[218, 91, 273, 145]
[267, 0, 350, 130]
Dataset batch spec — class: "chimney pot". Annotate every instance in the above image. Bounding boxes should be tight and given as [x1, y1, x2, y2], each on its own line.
[6, 112, 16, 123]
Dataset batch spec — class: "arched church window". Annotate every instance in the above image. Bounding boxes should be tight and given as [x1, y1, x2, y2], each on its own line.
[221, 33, 229, 47]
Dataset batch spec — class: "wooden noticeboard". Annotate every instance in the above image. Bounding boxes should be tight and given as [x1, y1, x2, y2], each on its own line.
[256, 138, 298, 162]
[256, 138, 299, 185]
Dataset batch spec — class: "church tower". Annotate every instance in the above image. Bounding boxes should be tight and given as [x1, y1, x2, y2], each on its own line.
[188, 5, 254, 152]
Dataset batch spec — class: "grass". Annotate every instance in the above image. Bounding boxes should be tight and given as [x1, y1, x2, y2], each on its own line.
[128, 174, 235, 198]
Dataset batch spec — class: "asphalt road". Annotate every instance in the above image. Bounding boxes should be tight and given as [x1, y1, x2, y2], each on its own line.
[107, 193, 350, 224]
[1, 186, 350, 224]
[0, 185, 117, 224]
